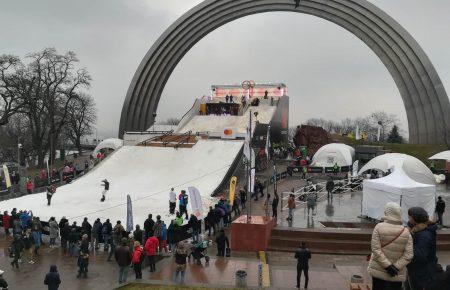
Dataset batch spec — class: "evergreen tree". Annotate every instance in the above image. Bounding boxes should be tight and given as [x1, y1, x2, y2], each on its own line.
[387, 125, 403, 143]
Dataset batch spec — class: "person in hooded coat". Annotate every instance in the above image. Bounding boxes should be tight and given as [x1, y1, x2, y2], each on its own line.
[44, 265, 61, 290]
[367, 202, 413, 290]
[405, 207, 438, 290]
[48, 217, 59, 248]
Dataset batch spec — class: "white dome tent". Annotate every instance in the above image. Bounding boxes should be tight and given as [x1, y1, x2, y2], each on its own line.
[360, 153, 436, 223]
[92, 138, 124, 156]
[429, 150, 450, 161]
[311, 143, 355, 167]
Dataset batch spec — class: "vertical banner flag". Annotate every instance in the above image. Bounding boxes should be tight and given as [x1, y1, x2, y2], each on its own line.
[229, 176, 237, 205]
[188, 186, 204, 219]
[352, 160, 359, 177]
[126, 194, 133, 232]
[2, 165, 11, 188]
[248, 168, 255, 193]
[265, 126, 271, 159]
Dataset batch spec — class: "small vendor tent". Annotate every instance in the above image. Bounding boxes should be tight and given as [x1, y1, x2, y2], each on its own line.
[362, 170, 436, 223]
[312, 143, 355, 167]
[93, 138, 123, 155]
[429, 150, 450, 161]
[358, 153, 435, 185]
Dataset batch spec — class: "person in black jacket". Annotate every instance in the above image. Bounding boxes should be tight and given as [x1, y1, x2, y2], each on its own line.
[115, 238, 132, 284]
[44, 265, 61, 290]
[206, 207, 216, 236]
[272, 191, 280, 219]
[188, 214, 200, 243]
[436, 196, 446, 226]
[102, 219, 113, 252]
[295, 242, 311, 289]
[60, 222, 70, 254]
[77, 234, 89, 278]
[406, 207, 438, 290]
[144, 214, 155, 239]
[215, 230, 229, 257]
[239, 189, 247, 210]
[22, 229, 34, 264]
[10, 235, 24, 269]
[68, 228, 80, 257]
[0, 270, 8, 290]
[81, 217, 92, 241]
[325, 177, 334, 200]
[133, 224, 143, 245]
[101, 179, 109, 202]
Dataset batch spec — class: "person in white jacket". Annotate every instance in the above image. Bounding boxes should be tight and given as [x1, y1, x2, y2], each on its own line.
[368, 202, 413, 290]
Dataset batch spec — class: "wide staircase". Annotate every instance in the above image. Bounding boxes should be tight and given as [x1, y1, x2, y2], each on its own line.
[138, 131, 200, 148]
[268, 227, 450, 255]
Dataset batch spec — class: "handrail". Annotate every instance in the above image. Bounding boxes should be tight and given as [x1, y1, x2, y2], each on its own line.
[174, 131, 193, 149]
[140, 130, 173, 146]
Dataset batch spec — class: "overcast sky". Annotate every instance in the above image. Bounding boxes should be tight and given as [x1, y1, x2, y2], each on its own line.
[1, 0, 449, 138]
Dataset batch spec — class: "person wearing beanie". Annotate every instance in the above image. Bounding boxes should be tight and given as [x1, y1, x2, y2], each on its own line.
[405, 207, 438, 290]
[368, 202, 413, 290]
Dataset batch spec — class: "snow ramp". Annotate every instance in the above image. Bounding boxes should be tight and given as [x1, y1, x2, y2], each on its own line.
[0, 139, 243, 225]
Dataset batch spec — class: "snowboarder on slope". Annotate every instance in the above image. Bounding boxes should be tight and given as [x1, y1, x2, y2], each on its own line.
[46, 185, 56, 206]
[101, 179, 109, 202]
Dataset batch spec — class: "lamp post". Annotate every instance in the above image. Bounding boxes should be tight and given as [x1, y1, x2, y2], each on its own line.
[152, 112, 157, 132]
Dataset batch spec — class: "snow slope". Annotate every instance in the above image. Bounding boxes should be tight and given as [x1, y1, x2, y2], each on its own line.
[0, 140, 243, 225]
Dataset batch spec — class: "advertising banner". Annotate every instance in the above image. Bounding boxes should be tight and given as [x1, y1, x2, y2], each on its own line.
[126, 194, 133, 232]
[229, 176, 237, 205]
[188, 186, 204, 219]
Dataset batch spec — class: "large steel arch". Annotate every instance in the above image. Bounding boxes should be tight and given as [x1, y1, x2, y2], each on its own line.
[119, 0, 450, 144]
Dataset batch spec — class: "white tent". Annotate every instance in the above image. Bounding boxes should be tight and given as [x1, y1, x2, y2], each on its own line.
[92, 138, 123, 155]
[362, 169, 436, 223]
[429, 150, 450, 161]
[358, 153, 435, 185]
[312, 143, 355, 167]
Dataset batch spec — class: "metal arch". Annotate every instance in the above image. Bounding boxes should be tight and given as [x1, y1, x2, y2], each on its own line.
[119, 0, 450, 144]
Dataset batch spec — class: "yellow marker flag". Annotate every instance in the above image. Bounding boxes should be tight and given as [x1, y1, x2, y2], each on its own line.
[229, 176, 237, 205]
[2, 165, 11, 188]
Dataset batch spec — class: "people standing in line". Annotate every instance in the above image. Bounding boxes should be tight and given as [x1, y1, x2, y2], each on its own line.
[100, 179, 109, 202]
[115, 238, 132, 284]
[0, 270, 8, 290]
[2, 211, 10, 235]
[44, 265, 61, 290]
[144, 234, 159, 272]
[272, 191, 279, 219]
[287, 194, 296, 222]
[215, 229, 229, 257]
[326, 177, 334, 200]
[173, 242, 188, 284]
[77, 234, 90, 279]
[295, 242, 311, 289]
[91, 218, 102, 251]
[10, 235, 24, 269]
[436, 196, 446, 226]
[131, 241, 144, 279]
[179, 190, 189, 220]
[133, 225, 143, 246]
[48, 217, 59, 248]
[169, 188, 177, 215]
[144, 214, 155, 239]
[405, 207, 438, 290]
[367, 202, 413, 290]
[46, 185, 56, 206]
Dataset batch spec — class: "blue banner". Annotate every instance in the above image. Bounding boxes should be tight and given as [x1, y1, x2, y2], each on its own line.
[126, 194, 133, 232]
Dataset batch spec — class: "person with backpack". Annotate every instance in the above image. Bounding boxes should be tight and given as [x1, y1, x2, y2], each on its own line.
[188, 214, 200, 243]
[368, 202, 413, 290]
[77, 234, 90, 279]
[178, 190, 189, 220]
[131, 241, 144, 279]
[31, 217, 43, 256]
[48, 217, 59, 248]
[215, 229, 229, 257]
[173, 242, 188, 284]
[102, 219, 113, 252]
[144, 214, 155, 239]
[91, 218, 102, 251]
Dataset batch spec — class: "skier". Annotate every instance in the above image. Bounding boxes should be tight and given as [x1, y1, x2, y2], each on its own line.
[101, 179, 109, 202]
[169, 188, 176, 215]
[46, 185, 56, 206]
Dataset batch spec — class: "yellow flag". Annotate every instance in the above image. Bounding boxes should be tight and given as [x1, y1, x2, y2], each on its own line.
[229, 176, 237, 205]
[2, 165, 11, 188]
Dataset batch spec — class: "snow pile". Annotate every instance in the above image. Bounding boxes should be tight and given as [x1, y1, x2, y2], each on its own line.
[0, 140, 243, 226]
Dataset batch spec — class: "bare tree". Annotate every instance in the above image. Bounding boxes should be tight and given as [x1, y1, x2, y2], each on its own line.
[64, 93, 97, 154]
[2, 48, 91, 166]
[158, 117, 180, 125]
[0, 55, 26, 126]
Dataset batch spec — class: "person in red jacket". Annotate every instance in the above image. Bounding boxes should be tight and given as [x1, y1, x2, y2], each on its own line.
[144, 235, 159, 272]
[26, 179, 34, 194]
[131, 241, 143, 279]
[2, 211, 11, 235]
